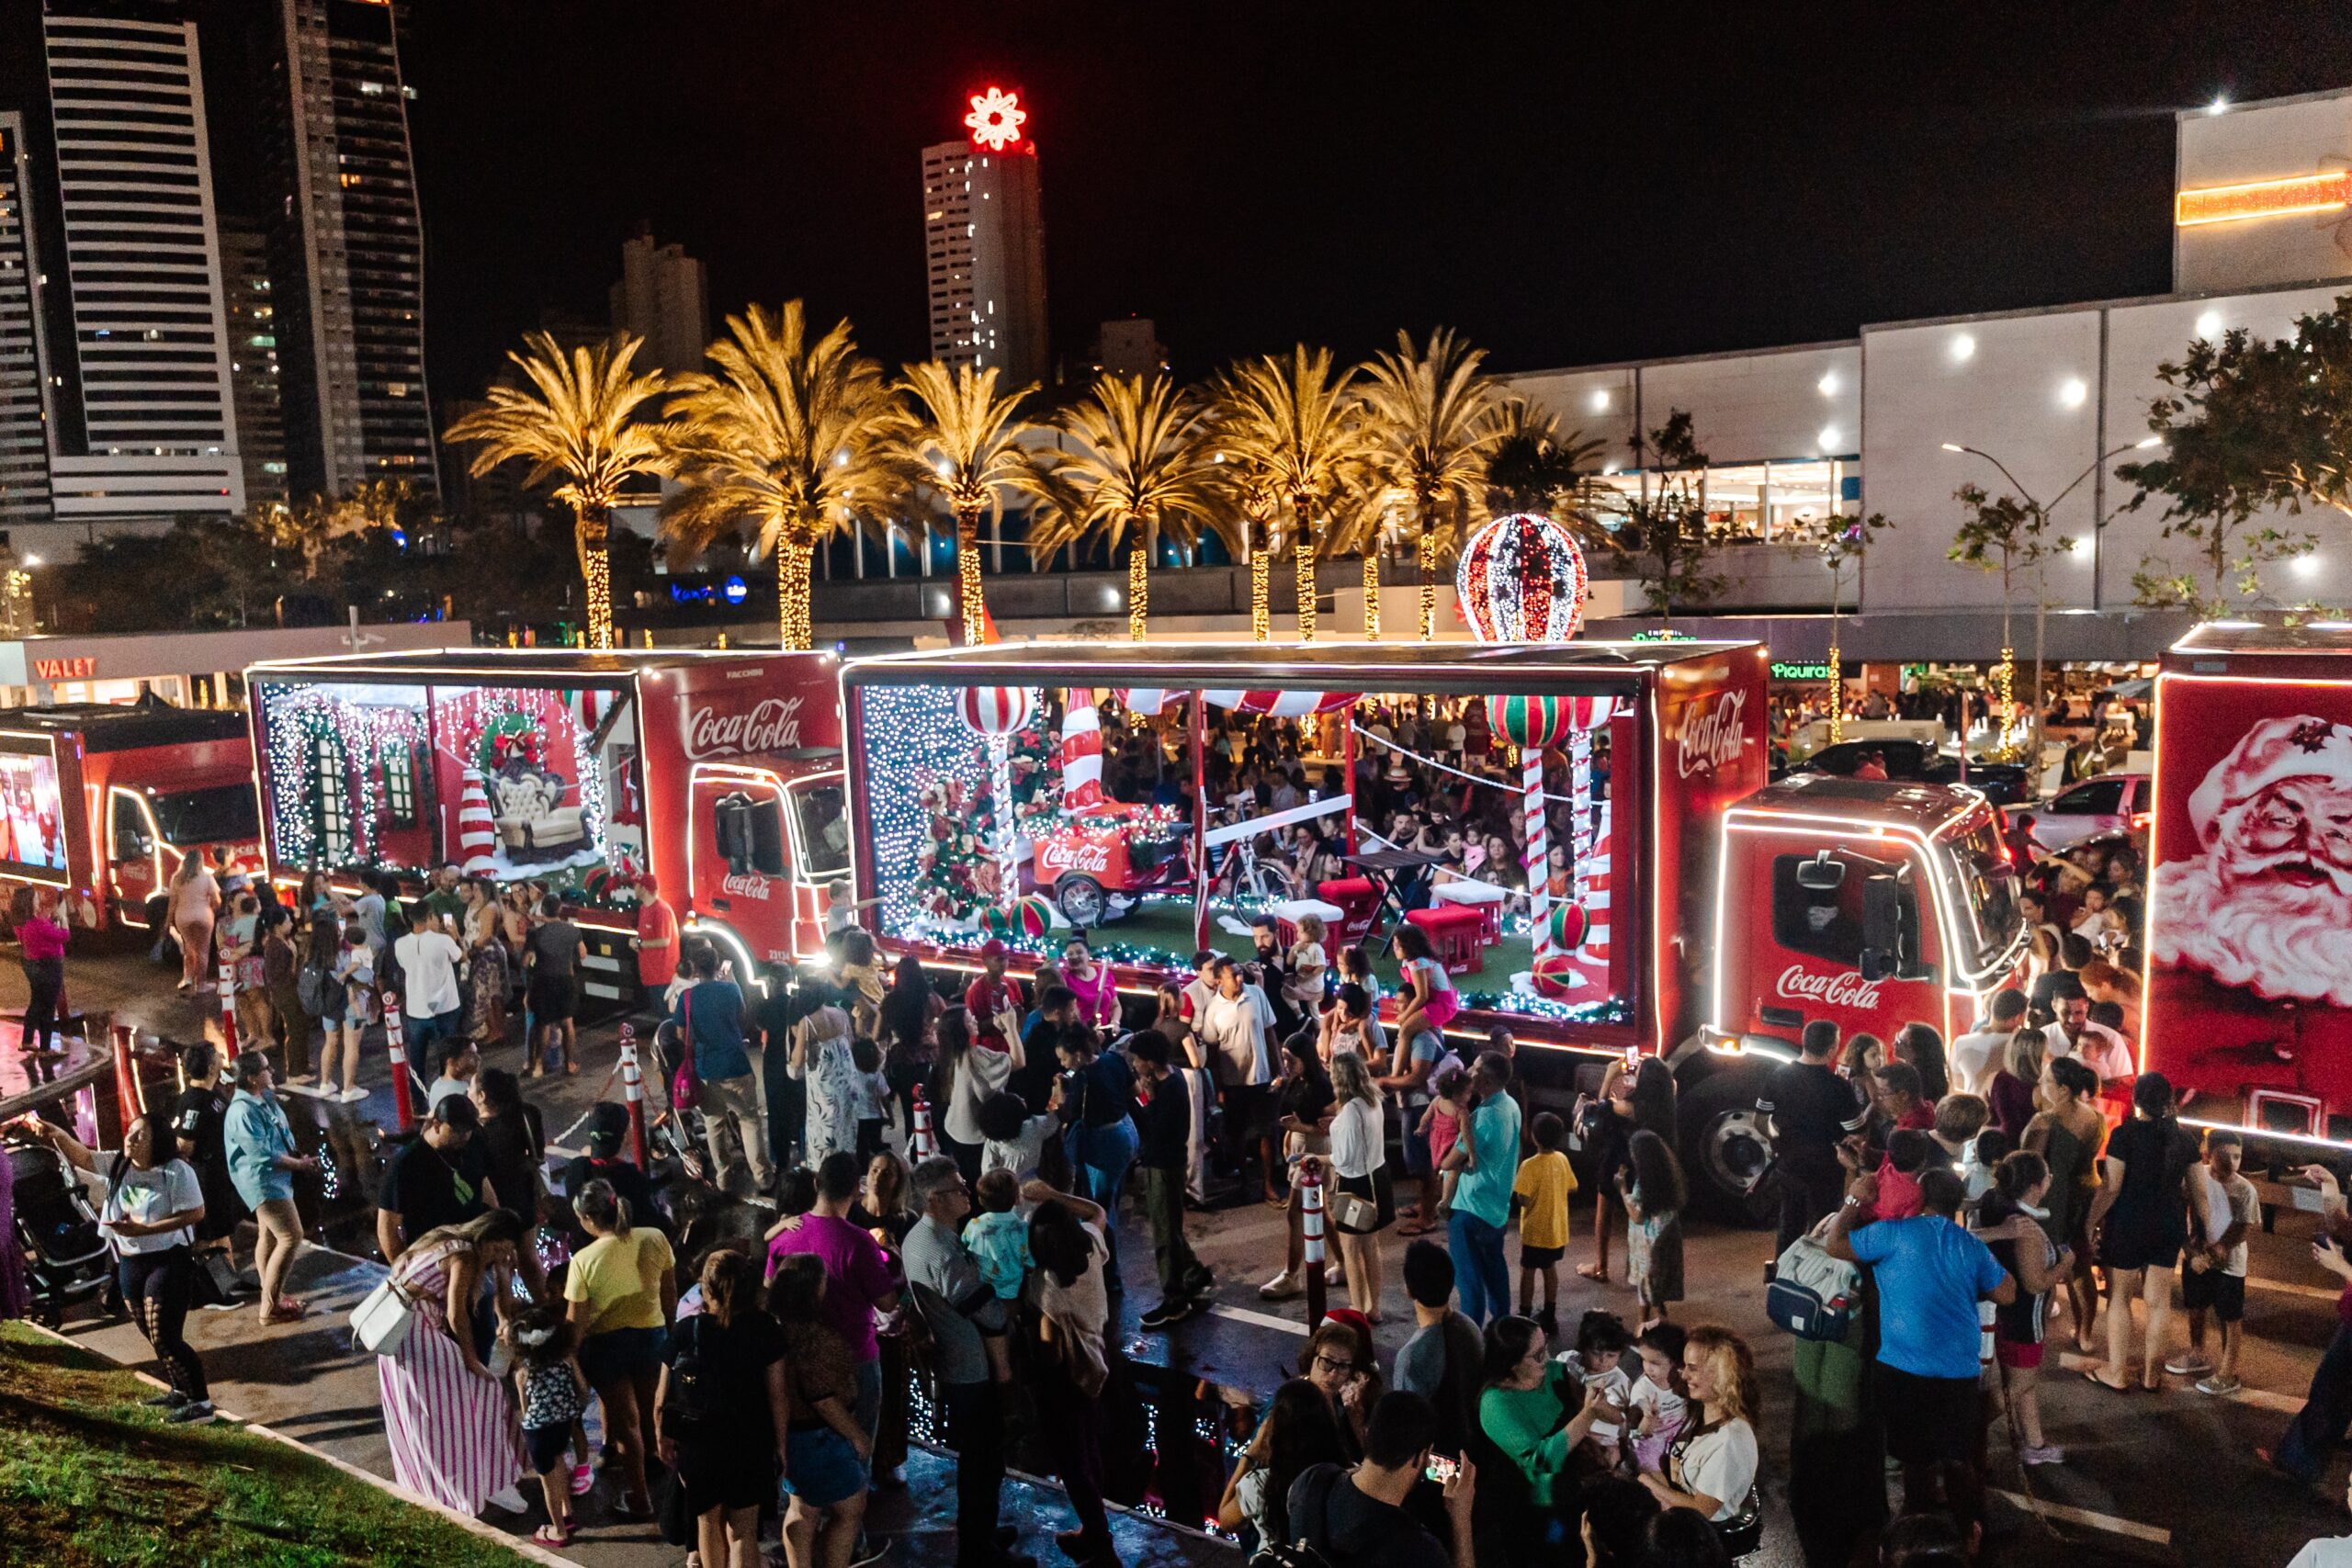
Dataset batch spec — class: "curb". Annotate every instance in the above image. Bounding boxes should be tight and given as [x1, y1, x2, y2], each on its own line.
[17, 1319, 584, 1568]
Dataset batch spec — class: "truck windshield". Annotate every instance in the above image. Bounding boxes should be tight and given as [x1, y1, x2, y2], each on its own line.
[1942, 817, 2022, 969]
[149, 784, 258, 847]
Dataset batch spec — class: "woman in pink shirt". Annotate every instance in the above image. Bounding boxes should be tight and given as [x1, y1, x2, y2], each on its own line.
[17, 886, 69, 1055]
[1061, 936, 1118, 1032]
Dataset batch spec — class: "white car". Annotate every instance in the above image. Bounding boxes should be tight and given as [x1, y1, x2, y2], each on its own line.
[2029, 773, 2151, 851]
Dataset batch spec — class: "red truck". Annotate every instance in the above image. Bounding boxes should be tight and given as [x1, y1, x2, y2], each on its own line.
[0, 702, 259, 933]
[243, 649, 849, 1006]
[2142, 616, 2352, 1150]
[839, 640, 2027, 1214]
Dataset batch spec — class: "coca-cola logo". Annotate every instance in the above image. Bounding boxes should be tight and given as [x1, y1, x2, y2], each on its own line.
[686, 696, 806, 759]
[1677, 688, 1749, 779]
[720, 871, 773, 901]
[1775, 963, 1885, 1010]
[1039, 839, 1114, 875]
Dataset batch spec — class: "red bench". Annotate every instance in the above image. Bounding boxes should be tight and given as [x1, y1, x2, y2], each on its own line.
[1405, 904, 1487, 976]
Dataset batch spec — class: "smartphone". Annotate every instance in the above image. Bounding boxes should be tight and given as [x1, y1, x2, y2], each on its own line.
[1423, 1453, 1460, 1484]
[1623, 1046, 1641, 1069]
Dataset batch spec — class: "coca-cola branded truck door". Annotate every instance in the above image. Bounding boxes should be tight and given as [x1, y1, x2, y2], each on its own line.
[1716, 832, 1939, 1046]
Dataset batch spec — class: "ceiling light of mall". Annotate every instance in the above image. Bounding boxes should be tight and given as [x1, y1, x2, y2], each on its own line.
[2295, 553, 2324, 580]
[1950, 333, 1975, 363]
[2059, 377, 2088, 409]
[2196, 310, 2223, 338]
[1816, 372, 1838, 396]
[1590, 389, 1611, 412]
[2136, 436, 2163, 450]
[1817, 426, 1839, 452]
[2070, 536, 2092, 559]
[2208, 95, 2230, 116]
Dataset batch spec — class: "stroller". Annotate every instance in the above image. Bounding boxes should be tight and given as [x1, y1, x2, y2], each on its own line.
[6, 1130, 113, 1325]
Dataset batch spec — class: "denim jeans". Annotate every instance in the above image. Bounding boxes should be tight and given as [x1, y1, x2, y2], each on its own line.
[2277, 1316, 2352, 1483]
[1070, 1116, 1136, 1291]
[1449, 1209, 1510, 1326]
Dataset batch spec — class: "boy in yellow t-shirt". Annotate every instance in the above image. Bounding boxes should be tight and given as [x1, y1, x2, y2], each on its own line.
[1510, 1111, 1577, 1337]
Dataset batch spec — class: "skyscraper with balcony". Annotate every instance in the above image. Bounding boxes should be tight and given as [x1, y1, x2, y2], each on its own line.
[609, 224, 709, 378]
[922, 87, 1048, 388]
[0, 114, 54, 537]
[0, 3, 245, 543]
[218, 218, 287, 512]
[260, 0, 435, 503]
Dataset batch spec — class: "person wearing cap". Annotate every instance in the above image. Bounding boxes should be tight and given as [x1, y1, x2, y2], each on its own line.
[377, 1095, 498, 1266]
[964, 940, 1024, 1055]
[561, 1103, 663, 1251]
[631, 872, 681, 1006]
[223, 1049, 316, 1323]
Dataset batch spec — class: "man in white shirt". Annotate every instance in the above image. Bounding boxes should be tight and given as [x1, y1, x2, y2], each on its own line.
[2052, 987, 2133, 1087]
[393, 904, 467, 1060]
[2292, 1477, 2352, 1568]
[1950, 989, 2028, 1095]
[1194, 955, 1278, 1202]
[1176, 950, 1220, 1201]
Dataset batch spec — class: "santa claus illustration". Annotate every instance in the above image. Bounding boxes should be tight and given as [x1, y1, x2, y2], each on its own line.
[2154, 714, 2352, 1006]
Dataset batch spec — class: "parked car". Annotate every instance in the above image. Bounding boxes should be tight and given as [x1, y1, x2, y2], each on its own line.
[1784, 738, 2033, 805]
[2025, 772, 2151, 851]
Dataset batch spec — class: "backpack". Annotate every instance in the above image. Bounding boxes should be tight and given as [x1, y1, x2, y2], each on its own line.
[297, 958, 340, 1019]
[1767, 1231, 1863, 1341]
[1249, 1462, 1345, 1568]
[661, 1315, 728, 1425]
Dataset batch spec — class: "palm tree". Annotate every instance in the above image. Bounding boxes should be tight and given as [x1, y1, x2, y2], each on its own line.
[444, 332, 668, 648]
[1215, 346, 1370, 640]
[1359, 328, 1504, 640]
[658, 303, 901, 651]
[896, 361, 1037, 645]
[1028, 374, 1235, 640]
[1483, 400, 1615, 547]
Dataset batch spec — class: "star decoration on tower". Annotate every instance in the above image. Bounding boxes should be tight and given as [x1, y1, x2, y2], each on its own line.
[965, 87, 1026, 152]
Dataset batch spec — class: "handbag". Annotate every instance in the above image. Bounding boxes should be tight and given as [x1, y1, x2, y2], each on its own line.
[1766, 1231, 1863, 1343]
[350, 1271, 418, 1356]
[1714, 1483, 1764, 1557]
[671, 987, 701, 1111]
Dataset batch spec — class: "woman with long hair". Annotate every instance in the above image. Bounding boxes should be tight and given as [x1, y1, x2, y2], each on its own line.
[2086, 1072, 2199, 1392]
[17, 886, 68, 1057]
[1324, 1049, 1391, 1322]
[1477, 1313, 1620, 1512]
[2024, 1055, 2105, 1352]
[1216, 1377, 1349, 1550]
[563, 1179, 676, 1518]
[1061, 934, 1119, 1032]
[1980, 1150, 2067, 1465]
[657, 1248, 791, 1568]
[469, 1067, 545, 1244]
[876, 953, 944, 1132]
[1988, 1028, 2048, 1140]
[376, 1208, 530, 1514]
[1028, 1184, 1120, 1566]
[938, 1007, 1016, 1186]
[462, 878, 510, 1049]
[1641, 1325, 1761, 1539]
[1891, 1022, 1951, 1103]
[167, 845, 220, 992]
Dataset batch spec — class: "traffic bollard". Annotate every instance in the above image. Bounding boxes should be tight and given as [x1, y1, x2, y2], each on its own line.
[1298, 1158, 1328, 1330]
[617, 1022, 650, 1168]
[110, 1023, 143, 1143]
[910, 1083, 934, 1161]
[217, 956, 239, 1054]
[384, 1003, 415, 1133]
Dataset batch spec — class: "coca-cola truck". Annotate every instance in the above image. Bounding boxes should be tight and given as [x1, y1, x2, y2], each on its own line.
[839, 640, 2027, 1213]
[245, 649, 848, 1005]
[2141, 616, 2352, 1149]
[0, 701, 260, 933]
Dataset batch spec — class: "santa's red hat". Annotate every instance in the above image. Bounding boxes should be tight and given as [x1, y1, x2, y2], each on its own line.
[2188, 714, 2352, 846]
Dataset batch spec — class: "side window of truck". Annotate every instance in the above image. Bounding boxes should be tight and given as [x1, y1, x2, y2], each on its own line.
[791, 782, 850, 880]
[1771, 851, 1904, 967]
[714, 793, 787, 877]
[112, 794, 148, 862]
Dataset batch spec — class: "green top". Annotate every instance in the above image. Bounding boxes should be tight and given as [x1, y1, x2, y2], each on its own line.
[1478, 1363, 1578, 1506]
[1453, 1093, 1523, 1228]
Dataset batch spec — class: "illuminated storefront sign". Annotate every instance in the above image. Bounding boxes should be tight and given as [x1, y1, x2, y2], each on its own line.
[1770, 660, 1833, 682]
[2176, 169, 2352, 228]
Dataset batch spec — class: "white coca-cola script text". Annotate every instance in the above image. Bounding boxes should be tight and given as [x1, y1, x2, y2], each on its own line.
[719, 871, 774, 901]
[1038, 839, 1114, 875]
[686, 697, 806, 759]
[1775, 964, 1885, 1010]
[1676, 688, 1749, 779]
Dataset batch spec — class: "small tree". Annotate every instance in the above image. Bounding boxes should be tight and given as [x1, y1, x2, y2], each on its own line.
[1949, 484, 2072, 760]
[1817, 511, 1891, 743]
[1611, 410, 1725, 625]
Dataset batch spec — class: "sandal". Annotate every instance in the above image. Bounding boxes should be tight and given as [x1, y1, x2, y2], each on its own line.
[1576, 1264, 1610, 1282]
[2082, 1369, 2132, 1393]
[533, 1527, 571, 1547]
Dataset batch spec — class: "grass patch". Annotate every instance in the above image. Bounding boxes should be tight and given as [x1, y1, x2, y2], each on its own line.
[0, 1320, 533, 1568]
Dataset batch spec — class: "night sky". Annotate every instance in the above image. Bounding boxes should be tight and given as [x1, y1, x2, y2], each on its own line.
[402, 1, 2352, 409]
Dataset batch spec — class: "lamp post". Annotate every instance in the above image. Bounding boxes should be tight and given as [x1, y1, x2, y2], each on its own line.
[1940, 437, 2160, 771]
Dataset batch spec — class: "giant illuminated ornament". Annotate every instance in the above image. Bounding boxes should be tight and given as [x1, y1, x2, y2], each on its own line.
[965, 86, 1027, 152]
[1454, 512, 1588, 645]
[961, 685, 1035, 875]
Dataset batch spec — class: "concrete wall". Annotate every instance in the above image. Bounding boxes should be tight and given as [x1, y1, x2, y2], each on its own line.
[2175, 87, 2352, 294]
[1505, 341, 1859, 471]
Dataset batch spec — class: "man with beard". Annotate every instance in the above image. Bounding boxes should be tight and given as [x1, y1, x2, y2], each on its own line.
[2153, 713, 2352, 1096]
[2050, 979, 2135, 1088]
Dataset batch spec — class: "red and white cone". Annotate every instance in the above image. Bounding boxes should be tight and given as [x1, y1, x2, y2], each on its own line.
[617, 1022, 650, 1169]
[910, 1084, 935, 1161]
[385, 1004, 415, 1134]
[217, 957, 239, 1054]
[457, 766, 499, 877]
[1299, 1158, 1329, 1329]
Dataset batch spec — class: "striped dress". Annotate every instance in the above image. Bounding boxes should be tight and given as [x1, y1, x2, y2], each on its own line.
[377, 1237, 524, 1513]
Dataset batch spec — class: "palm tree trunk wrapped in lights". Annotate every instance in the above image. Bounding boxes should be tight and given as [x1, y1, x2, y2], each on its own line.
[955, 511, 987, 645]
[1250, 544, 1271, 640]
[1826, 644, 1843, 746]
[1418, 525, 1438, 641]
[577, 512, 614, 649]
[1295, 531, 1317, 642]
[1996, 647, 2018, 759]
[1362, 551, 1380, 640]
[1128, 540, 1149, 640]
[777, 539, 816, 650]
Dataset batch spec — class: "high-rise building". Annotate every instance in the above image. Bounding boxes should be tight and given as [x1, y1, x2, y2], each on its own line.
[922, 86, 1047, 387]
[260, 0, 435, 503]
[609, 224, 709, 378]
[0, 3, 245, 542]
[218, 219, 287, 512]
[1085, 317, 1168, 379]
[0, 114, 54, 537]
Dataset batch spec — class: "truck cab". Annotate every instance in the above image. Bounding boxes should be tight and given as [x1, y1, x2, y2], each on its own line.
[684, 760, 849, 969]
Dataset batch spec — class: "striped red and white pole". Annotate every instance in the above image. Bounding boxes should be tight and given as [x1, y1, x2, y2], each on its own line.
[110, 1022, 143, 1144]
[1522, 747, 1551, 962]
[1571, 728, 1596, 908]
[216, 956, 239, 1054]
[910, 1083, 935, 1161]
[617, 1022, 650, 1168]
[384, 1003, 415, 1134]
[1299, 1157, 1328, 1329]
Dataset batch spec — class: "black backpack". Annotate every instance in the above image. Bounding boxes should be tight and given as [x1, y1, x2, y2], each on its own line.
[1249, 1462, 1345, 1568]
[661, 1315, 727, 1425]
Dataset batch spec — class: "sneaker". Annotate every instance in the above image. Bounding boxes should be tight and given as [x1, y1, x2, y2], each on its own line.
[486, 1483, 531, 1516]
[570, 1462, 594, 1496]
[1138, 1298, 1193, 1329]
[2021, 1443, 2065, 1466]
[2196, 1374, 2244, 1396]
[1187, 1272, 1216, 1303]
[1259, 1269, 1303, 1301]
[142, 1389, 189, 1408]
[164, 1400, 217, 1425]
[2163, 1352, 2213, 1376]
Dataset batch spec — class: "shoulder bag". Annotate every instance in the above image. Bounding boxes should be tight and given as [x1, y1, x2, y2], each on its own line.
[350, 1271, 418, 1356]
[671, 987, 701, 1110]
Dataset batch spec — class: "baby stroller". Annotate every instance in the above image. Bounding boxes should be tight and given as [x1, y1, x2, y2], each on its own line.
[5, 1128, 113, 1326]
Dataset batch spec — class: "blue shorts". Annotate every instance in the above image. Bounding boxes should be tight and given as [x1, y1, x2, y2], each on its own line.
[1398, 1109, 1433, 1175]
[783, 1424, 868, 1509]
[578, 1325, 667, 1387]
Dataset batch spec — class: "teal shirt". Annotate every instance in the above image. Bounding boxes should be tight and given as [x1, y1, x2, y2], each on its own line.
[223, 1087, 296, 1209]
[1453, 1092, 1522, 1228]
[1479, 1363, 1579, 1506]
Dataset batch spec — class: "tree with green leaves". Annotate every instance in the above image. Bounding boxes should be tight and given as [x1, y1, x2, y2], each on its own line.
[1949, 483, 2074, 760]
[1611, 410, 1725, 624]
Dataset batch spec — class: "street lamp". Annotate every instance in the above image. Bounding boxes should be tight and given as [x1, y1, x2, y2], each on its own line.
[1940, 435, 2164, 774]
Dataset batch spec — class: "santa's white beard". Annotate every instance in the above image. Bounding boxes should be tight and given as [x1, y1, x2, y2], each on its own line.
[2154, 853, 2352, 1006]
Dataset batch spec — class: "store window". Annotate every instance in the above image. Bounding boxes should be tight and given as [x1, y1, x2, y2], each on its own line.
[1593, 457, 1858, 545]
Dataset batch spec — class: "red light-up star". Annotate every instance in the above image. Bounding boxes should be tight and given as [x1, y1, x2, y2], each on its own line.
[965, 87, 1026, 152]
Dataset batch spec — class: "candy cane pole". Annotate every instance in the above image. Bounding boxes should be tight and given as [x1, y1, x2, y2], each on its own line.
[990, 734, 1016, 877]
[1299, 1158, 1329, 1329]
[384, 1003, 415, 1134]
[217, 955, 239, 1054]
[910, 1083, 935, 1161]
[1571, 728, 1596, 910]
[110, 1022, 143, 1142]
[1522, 744, 1551, 962]
[617, 1022, 650, 1168]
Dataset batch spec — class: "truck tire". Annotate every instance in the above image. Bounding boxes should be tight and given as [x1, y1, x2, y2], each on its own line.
[1676, 1062, 1780, 1227]
[1055, 875, 1107, 928]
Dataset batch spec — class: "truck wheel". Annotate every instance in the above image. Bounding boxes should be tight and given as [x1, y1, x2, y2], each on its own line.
[1677, 1066, 1779, 1227]
[1056, 875, 1107, 928]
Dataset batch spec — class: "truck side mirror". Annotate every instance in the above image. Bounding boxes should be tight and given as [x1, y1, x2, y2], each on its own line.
[1793, 852, 1845, 892]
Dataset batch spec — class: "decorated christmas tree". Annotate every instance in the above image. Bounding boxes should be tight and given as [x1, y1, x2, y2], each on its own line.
[910, 775, 996, 923]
